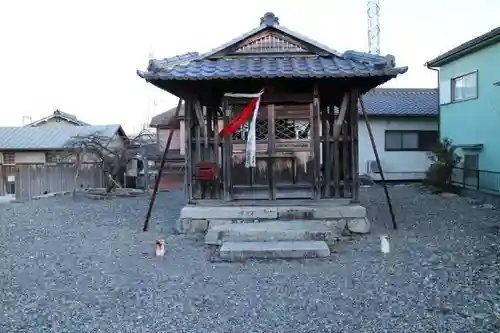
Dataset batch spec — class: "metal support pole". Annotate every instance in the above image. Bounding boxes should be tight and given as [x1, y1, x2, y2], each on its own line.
[359, 97, 397, 230]
[142, 98, 183, 232]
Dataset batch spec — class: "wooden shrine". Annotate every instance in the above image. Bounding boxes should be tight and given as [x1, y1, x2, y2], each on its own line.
[138, 12, 407, 236]
[180, 85, 362, 202]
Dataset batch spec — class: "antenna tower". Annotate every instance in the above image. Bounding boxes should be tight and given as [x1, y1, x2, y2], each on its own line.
[22, 115, 33, 126]
[144, 44, 157, 129]
[367, 0, 381, 55]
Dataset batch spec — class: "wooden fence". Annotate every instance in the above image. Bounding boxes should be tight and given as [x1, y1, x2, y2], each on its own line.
[0, 163, 105, 199]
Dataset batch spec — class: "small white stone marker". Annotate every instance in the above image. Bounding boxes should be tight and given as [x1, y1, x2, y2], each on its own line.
[380, 235, 390, 254]
[155, 239, 166, 257]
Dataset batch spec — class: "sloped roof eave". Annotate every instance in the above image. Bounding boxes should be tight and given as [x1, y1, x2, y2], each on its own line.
[426, 26, 500, 67]
[0, 125, 125, 150]
[139, 58, 408, 81]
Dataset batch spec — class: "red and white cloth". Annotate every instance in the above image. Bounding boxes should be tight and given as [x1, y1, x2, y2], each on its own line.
[219, 89, 264, 168]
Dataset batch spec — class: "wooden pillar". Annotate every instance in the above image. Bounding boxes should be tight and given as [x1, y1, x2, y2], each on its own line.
[222, 98, 232, 201]
[184, 99, 193, 201]
[332, 104, 341, 198]
[194, 106, 202, 200]
[267, 104, 276, 200]
[205, 105, 213, 199]
[212, 105, 221, 199]
[350, 90, 360, 202]
[341, 93, 351, 198]
[312, 83, 321, 199]
[322, 105, 331, 197]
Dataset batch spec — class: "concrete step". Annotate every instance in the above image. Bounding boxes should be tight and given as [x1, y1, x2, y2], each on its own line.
[205, 221, 341, 245]
[219, 241, 331, 261]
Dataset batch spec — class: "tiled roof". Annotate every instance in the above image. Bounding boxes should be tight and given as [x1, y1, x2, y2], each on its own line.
[138, 12, 407, 82]
[0, 125, 124, 150]
[150, 88, 437, 127]
[201, 12, 343, 59]
[142, 56, 406, 81]
[361, 88, 438, 116]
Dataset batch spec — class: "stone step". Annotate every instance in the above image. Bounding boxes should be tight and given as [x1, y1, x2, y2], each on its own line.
[219, 241, 331, 261]
[205, 221, 341, 245]
[177, 204, 368, 233]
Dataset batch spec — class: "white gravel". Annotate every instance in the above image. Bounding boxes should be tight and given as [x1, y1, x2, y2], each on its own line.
[1, 185, 499, 332]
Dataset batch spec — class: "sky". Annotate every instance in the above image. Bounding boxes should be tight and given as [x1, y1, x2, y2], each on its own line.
[1, 0, 498, 134]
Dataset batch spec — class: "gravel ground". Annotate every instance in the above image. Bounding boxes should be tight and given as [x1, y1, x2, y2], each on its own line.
[1, 185, 500, 333]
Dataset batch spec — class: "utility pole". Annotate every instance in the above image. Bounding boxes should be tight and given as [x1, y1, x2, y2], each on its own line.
[22, 115, 33, 126]
[144, 44, 157, 129]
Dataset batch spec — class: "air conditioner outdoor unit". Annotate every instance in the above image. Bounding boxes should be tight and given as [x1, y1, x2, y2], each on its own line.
[366, 160, 380, 173]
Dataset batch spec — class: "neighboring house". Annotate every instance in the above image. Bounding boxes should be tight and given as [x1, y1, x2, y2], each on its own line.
[149, 106, 189, 189]
[25, 109, 90, 128]
[149, 106, 184, 157]
[425, 26, 500, 187]
[150, 88, 438, 184]
[359, 88, 438, 181]
[0, 125, 127, 197]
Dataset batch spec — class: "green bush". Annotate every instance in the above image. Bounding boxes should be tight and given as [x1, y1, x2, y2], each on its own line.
[424, 138, 462, 192]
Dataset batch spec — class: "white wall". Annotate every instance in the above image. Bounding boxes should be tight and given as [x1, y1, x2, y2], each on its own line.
[358, 118, 438, 181]
[0, 152, 46, 164]
[157, 128, 181, 152]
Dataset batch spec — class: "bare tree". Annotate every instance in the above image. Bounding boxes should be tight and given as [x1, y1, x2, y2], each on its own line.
[64, 129, 157, 193]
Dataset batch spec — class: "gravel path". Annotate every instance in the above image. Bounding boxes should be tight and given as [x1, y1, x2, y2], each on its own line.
[1, 185, 499, 332]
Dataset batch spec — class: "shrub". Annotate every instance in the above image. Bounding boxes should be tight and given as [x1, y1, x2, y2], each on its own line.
[424, 138, 462, 192]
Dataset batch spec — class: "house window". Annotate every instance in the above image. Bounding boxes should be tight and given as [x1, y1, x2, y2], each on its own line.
[463, 153, 479, 178]
[3, 152, 15, 165]
[452, 72, 477, 102]
[439, 79, 451, 105]
[385, 131, 439, 151]
[45, 152, 59, 164]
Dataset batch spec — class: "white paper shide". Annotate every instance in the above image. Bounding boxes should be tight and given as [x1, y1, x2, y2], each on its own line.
[380, 235, 390, 254]
[224, 90, 264, 168]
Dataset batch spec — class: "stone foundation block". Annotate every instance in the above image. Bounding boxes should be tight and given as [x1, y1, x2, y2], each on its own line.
[276, 205, 366, 220]
[208, 219, 233, 228]
[180, 206, 278, 220]
[176, 218, 208, 233]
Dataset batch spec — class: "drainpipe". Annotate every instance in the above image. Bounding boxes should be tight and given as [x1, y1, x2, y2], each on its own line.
[426, 65, 440, 138]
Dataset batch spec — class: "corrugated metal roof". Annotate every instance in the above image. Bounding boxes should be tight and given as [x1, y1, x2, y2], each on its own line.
[0, 125, 123, 150]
